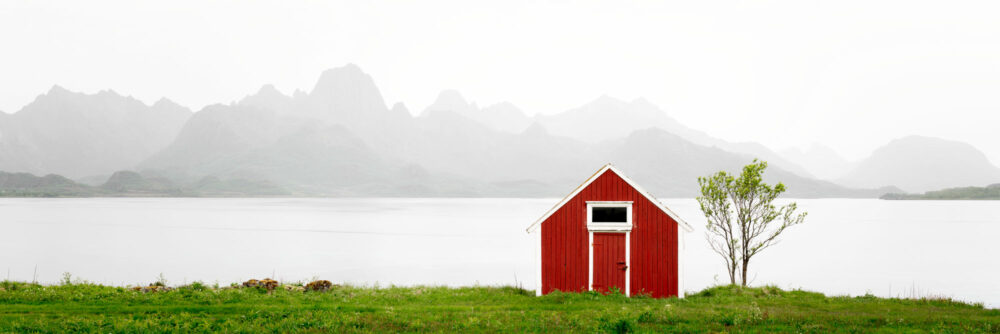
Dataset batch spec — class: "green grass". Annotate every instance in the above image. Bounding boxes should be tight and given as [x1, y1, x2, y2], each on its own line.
[0, 281, 997, 333]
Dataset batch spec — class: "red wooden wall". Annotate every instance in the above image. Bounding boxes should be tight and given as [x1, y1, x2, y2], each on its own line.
[540, 170, 679, 298]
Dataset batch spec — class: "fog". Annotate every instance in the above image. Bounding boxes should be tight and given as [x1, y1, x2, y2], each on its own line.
[2, 0, 1000, 165]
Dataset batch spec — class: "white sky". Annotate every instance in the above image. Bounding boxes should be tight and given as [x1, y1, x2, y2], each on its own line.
[2, 0, 999, 164]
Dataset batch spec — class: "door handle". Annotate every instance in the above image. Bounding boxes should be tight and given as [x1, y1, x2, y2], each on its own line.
[617, 261, 626, 264]
[620, 265, 628, 271]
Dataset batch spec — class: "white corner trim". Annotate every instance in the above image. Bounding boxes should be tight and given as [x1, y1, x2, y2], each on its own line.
[677, 222, 685, 299]
[533, 229, 542, 296]
[588, 231, 593, 293]
[525, 164, 693, 233]
[625, 231, 631, 296]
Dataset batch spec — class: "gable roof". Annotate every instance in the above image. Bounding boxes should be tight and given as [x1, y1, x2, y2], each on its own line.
[525, 163, 694, 233]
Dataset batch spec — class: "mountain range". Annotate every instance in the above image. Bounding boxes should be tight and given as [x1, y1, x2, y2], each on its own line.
[2, 64, 997, 197]
[836, 136, 1000, 193]
[0, 86, 190, 179]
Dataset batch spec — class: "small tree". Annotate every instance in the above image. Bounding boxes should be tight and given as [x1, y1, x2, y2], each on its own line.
[697, 159, 806, 287]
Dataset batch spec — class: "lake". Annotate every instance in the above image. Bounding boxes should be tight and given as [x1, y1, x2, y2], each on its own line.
[1, 198, 997, 307]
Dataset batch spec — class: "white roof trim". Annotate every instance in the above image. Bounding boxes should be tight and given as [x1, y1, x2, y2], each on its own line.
[525, 163, 694, 233]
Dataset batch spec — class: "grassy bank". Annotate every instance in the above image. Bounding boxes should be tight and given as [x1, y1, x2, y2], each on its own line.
[0, 281, 997, 333]
[881, 184, 1000, 200]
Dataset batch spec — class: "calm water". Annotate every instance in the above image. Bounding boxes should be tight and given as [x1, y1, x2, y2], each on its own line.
[1, 198, 997, 307]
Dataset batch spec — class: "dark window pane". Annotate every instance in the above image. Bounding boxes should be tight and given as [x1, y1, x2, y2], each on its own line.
[592, 207, 627, 223]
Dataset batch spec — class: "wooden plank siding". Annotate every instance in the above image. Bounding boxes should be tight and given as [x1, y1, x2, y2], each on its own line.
[540, 170, 679, 298]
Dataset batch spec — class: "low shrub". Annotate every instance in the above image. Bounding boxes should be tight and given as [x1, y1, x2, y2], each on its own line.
[305, 280, 334, 292]
[598, 316, 635, 333]
[636, 310, 655, 324]
[178, 281, 209, 291]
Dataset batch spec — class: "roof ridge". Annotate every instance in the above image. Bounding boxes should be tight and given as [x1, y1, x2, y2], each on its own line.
[525, 164, 692, 233]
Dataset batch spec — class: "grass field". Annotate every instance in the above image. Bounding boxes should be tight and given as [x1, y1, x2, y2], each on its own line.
[1, 280, 997, 333]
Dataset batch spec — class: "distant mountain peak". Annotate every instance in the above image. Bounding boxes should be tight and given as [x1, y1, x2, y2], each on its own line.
[96, 89, 122, 97]
[30, 85, 148, 110]
[340, 62, 364, 72]
[312, 64, 368, 92]
[839, 135, 1000, 192]
[592, 94, 626, 105]
[47, 84, 71, 95]
[875, 135, 986, 158]
[238, 84, 290, 109]
[422, 97, 531, 133]
[306, 63, 389, 117]
[311, 63, 376, 95]
[427, 90, 471, 111]
[153, 97, 172, 105]
[152, 97, 187, 111]
[322, 62, 363, 75]
[256, 84, 282, 96]
[436, 89, 466, 101]
[390, 102, 410, 115]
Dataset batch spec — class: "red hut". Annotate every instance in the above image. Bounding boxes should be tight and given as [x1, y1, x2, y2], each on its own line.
[526, 164, 693, 298]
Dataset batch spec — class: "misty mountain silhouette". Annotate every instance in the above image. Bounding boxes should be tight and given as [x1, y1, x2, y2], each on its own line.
[0, 86, 190, 179]
[5, 64, 989, 197]
[422, 90, 534, 134]
[533, 95, 815, 178]
[838, 136, 1000, 193]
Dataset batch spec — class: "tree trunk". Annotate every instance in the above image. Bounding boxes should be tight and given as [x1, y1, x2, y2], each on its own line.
[740, 260, 749, 287]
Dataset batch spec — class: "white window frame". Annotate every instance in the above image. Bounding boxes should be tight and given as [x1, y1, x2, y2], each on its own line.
[586, 201, 632, 296]
[586, 201, 632, 232]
